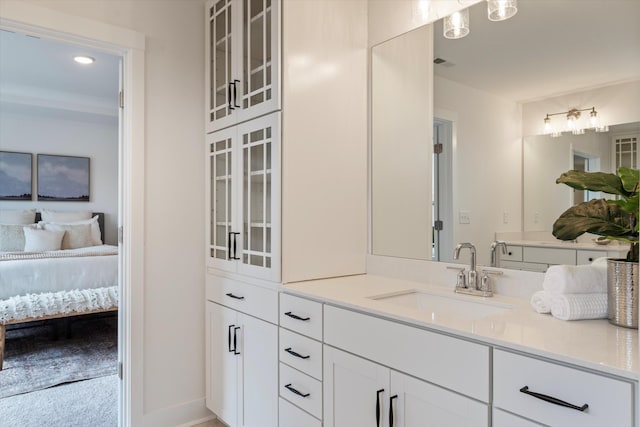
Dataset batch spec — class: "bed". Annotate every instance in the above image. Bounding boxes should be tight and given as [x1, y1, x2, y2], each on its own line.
[0, 211, 118, 370]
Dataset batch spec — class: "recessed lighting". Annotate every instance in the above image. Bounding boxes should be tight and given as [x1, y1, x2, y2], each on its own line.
[74, 56, 95, 65]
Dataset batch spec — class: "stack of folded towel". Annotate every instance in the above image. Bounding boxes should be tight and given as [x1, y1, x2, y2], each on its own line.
[530, 258, 608, 321]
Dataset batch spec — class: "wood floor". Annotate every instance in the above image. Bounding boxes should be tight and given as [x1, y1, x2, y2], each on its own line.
[192, 419, 226, 427]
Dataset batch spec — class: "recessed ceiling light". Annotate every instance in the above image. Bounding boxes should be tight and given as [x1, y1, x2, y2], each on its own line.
[74, 56, 95, 65]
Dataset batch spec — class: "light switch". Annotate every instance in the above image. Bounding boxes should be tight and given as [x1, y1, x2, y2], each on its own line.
[459, 210, 471, 224]
[503, 211, 510, 224]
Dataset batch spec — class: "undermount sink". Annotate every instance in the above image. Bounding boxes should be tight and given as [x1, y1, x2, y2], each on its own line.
[369, 290, 512, 319]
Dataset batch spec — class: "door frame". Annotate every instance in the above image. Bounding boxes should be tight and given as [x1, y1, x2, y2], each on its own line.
[0, 3, 145, 426]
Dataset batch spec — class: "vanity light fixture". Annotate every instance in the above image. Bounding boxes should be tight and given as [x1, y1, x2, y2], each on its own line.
[73, 56, 95, 65]
[543, 107, 608, 136]
[444, 0, 517, 40]
[444, 8, 470, 39]
[487, 0, 518, 22]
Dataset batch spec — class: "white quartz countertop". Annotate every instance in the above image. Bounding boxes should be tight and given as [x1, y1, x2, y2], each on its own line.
[282, 274, 638, 381]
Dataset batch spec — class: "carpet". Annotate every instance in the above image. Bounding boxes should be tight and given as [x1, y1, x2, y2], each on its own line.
[0, 375, 118, 427]
[0, 314, 117, 399]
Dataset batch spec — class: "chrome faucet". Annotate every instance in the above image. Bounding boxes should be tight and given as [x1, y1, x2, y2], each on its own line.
[490, 240, 508, 267]
[453, 242, 478, 291]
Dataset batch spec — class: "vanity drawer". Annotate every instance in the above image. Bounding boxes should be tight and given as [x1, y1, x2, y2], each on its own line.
[280, 293, 323, 340]
[324, 305, 489, 402]
[576, 250, 607, 265]
[493, 409, 543, 426]
[500, 245, 522, 261]
[279, 328, 322, 380]
[279, 398, 321, 427]
[523, 247, 576, 265]
[280, 362, 323, 419]
[493, 349, 634, 427]
[206, 274, 278, 324]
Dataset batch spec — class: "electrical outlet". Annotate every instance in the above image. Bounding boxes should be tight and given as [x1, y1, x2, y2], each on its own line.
[459, 210, 471, 224]
[534, 211, 540, 224]
[503, 211, 510, 224]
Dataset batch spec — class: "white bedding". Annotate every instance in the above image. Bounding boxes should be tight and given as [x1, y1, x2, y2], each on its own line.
[0, 245, 118, 300]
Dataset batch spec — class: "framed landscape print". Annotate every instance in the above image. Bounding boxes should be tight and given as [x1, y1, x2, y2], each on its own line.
[0, 151, 33, 200]
[37, 154, 90, 201]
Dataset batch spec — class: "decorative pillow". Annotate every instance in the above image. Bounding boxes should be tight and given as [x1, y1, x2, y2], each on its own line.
[0, 209, 36, 225]
[40, 209, 92, 222]
[39, 215, 102, 246]
[42, 222, 93, 249]
[0, 224, 37, 251]
[23, 228, 65, 252]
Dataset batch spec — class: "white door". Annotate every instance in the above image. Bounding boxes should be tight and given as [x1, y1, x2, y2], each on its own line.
[206, 302, 239, 427]
[324, 346, 390, 427]
[236, 112, 280, 282]
[389, 370, 488, 427]
[237, 313, 278, 427]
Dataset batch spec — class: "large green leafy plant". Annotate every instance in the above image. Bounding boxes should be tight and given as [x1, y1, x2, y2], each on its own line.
[552, 167, 639, 262]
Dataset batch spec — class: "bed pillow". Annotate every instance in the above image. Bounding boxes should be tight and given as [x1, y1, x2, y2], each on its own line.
[0, 224, 37, 251]
[23, 227, 65, 252]
[39, 215, 102, 246]
[42, 222, 94, 249]
[0, 209, 36, 224]
[40, 209, 92, 222]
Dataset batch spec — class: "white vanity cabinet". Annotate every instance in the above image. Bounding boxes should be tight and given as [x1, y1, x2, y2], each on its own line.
[322, 304, 490, 426]
[205, 277, 279, 427]
[205, 0, 280, 133]
[493, 349, 635, 427]
[498, 244, 625, 272]
[324, 346, 488, 427]
[206, 112, 280, 282]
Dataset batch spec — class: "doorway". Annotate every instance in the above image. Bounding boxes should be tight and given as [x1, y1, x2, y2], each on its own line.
[0, 7, 145, 426]
[433, 117, 453, 262]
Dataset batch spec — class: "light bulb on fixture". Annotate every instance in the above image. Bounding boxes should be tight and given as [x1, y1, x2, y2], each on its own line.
[543, 116, 552, 134]
[589, 108, 599, 128]
[444, 8, 470, 39]
[487, 0, 518, 22]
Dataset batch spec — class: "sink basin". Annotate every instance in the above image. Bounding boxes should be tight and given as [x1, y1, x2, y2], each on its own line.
[369, 290, 512, 319]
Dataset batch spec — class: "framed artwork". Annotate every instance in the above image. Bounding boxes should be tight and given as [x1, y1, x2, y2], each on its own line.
[0, 151, 33, 201]
[37, 154, 90, 202]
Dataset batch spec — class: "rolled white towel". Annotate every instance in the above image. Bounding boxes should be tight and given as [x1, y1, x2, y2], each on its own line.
[542, 261, 607, 295]
[530, 290, 552, 314]
[550, 293, 608, 321]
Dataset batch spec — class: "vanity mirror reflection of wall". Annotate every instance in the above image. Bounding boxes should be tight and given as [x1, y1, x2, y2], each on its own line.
[371, 0, 640, 269]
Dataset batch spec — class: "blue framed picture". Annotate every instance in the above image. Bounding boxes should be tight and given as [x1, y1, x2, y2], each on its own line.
[37, 154, 90, 202]
[0, 151, 33, 201]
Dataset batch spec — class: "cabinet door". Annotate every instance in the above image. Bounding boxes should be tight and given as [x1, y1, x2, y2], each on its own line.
[237, 312, 278, 427]
[324, 346, 390, 427]
[207, 126, 239, 273]
[236, 0, 280, 124]
[206, 302, 239, 427]
[206, 0, 239, 132]
[236, 112, 280, 281]
[390, 370, 488, 427]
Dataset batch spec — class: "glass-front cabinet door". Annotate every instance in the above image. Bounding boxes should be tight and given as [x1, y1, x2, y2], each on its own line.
[206, 0, 280, 133]
[206, 112, 280, 282]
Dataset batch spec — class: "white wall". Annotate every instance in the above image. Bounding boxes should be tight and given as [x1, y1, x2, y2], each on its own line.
[434, 75, 522, 266]
[3, 0, 208, 424]
[0, 108, 118, 244]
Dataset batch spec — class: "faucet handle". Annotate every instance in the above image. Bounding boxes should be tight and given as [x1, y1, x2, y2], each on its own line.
[479, 269, 502, 294]
[446, 266, 467, 289]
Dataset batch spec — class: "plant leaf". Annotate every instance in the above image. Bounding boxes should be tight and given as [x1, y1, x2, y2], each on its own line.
[556, 170, 628, 196]
[552, 199, 633, 240]
[618, 167, 639, 193]
[609, 195, 639, 215]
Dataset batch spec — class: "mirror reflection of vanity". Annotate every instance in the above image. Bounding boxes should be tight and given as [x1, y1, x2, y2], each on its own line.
[371, 0, 640, 271]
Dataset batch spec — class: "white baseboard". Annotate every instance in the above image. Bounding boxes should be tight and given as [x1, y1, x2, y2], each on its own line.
[140, 397, 213, 427]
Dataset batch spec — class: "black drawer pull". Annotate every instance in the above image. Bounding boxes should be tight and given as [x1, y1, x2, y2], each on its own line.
[520, 386, 588, 412]
[376, 389, 384, 427]
[284, 383, 310, 398]
[226, 293, 245, 300]
[389, 395, 398, 427]
[284, 311, 310, 321]
[284, 347, 310, 359]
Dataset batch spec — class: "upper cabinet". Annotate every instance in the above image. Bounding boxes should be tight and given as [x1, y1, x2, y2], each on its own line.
[206, 112, 281, 282]
[205, 0, 280, 133]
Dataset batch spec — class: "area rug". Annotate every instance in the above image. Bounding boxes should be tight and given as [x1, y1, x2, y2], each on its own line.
[0, 314, 117, 398]
[0, 374, 117, 427]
